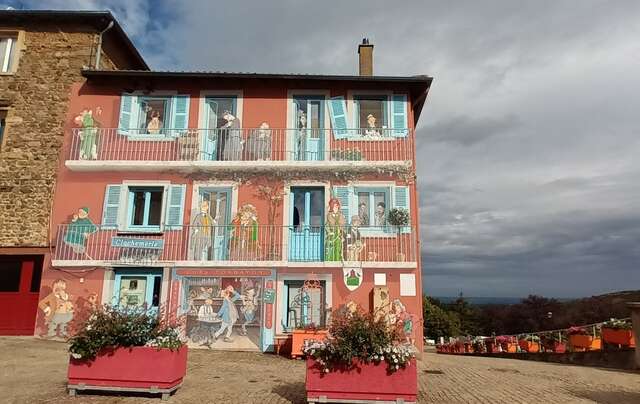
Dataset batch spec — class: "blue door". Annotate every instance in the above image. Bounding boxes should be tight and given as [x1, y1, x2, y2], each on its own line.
[114, 269, 162, 312]
[201, 97, 237, 161]
[293, 96, 325, 161]
[196, 188, 231, 260]
[289, 187, 324, 261]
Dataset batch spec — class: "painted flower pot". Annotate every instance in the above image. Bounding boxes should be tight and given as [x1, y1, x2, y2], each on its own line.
[68, 346, 188, 398]
[602, 328, 635, 347]
[500, 342, 517, 353]
[292, 330, 329, 358]
[569, 335, 602, 351]
[518, 340, 540, 353]
[306, 358, 417, 403]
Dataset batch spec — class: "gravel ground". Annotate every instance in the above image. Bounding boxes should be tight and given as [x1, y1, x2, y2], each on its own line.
[1, 337, 639, 403]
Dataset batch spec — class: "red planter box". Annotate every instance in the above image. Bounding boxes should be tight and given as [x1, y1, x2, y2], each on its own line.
[68, 346, 188, 391]
[306, 358, 417, 403]
[602, 328, 635, 347]
[518, 340, 540, 353]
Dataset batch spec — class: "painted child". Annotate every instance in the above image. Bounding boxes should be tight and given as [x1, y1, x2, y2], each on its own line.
[324, 198, 346, 261]
[196, 298, 218, 347]
[214, 285, 241, 342]
[240, 287, 259, 336]
[63, 207, 97, 256]
[344, 215, 365, 261]
[38, 279, 74, 338]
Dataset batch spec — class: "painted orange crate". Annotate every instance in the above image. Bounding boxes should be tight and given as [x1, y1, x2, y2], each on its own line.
[602, 328, 635, 347]
[569, 335, 602, 351]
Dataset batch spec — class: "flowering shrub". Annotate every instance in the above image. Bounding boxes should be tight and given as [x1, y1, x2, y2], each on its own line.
[495, 335, 515, 344]
[523, 335, 541, 342]
[602, 318, 633, 330]
[68, 305, 184, 361]
[302, 305, 415, 373]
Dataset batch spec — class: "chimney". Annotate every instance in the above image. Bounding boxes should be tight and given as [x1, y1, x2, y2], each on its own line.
[358, 38, 374, 76]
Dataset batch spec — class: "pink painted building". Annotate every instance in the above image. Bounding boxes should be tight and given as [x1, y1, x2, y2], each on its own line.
[38, 41, 432, 352]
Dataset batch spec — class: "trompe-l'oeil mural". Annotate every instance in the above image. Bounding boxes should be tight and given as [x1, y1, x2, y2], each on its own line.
[63, 207, 97, 257]
[74, 107, 101, 160]
[229, 203, 260, 260]
[325, 198, 346, 261]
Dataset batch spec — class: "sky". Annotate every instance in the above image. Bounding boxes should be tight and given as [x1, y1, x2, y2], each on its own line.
[8, 0, 640, 298]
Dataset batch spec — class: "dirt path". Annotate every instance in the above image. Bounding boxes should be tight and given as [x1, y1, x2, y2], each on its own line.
[1, 337, 639, 403]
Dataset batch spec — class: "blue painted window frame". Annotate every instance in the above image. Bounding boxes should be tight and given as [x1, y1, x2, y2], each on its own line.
[136, 96, 172, 135]
[355, 186, 391, 235]
[353, 94, 389, 133]
[126, 186, 164, 232]
[114, 269, 163, 310]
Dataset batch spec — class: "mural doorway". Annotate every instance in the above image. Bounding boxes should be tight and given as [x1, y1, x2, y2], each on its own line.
[201, 96, 238, 161]
[289, 187, 324, 261]
[190, 188, 232, 261]
[292, 96, 325, 161]
[183, 275, 265, 351]
[0, 255, 43, 335]
[113, 269, 162, 312]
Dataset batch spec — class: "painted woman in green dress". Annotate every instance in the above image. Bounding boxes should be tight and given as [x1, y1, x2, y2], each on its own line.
[63, 207, 97, 256]
[73, 108, 101, 160]
[324, 198, 346, 261]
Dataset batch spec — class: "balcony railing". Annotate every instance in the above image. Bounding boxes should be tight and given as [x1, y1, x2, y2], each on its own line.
[67, 128, 414, 163]
[52, 224, 416, 266]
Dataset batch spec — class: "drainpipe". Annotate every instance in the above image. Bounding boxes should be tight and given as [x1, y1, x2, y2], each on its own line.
[95, 20, 115, 69]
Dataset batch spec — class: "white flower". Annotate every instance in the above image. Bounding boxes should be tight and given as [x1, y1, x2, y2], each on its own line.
[395, 365, 399, 370]
[70, 352, 82, 359]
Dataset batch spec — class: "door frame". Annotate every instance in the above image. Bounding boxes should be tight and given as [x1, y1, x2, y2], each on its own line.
[286, 90, 331, 161]
[197, 90, 244, 161]
[282, 181, 330, 262]
[190, 183, 237, 261]
[113, 268, 163, 309]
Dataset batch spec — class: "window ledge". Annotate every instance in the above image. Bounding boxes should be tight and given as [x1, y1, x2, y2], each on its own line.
[124, 135, 178, 142]
[116, 230, 164, 236]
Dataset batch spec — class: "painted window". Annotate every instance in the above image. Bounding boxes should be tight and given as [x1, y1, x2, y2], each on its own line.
[283, 280, 326, 329]
[0, 110, 6, 151]
[354, 95, 388, 129]
[356, 188, 389, 228]
[114, 270, 162, 309]
[127, 186, 164, 231]
[348, 94, 408, 138]
[118, 94, 189, 137]
[333, 184, 411, 234]
[0, 36, 17, 73]
[201, 96, 238, 161]
[101, 183, 186, 232]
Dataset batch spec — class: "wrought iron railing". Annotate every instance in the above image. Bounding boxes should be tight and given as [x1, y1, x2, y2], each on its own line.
[68, 128, 414, 163]
[52, 224, 416, 265]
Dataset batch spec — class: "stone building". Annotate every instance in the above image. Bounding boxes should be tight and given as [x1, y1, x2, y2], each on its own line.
[0, 10, 147, 335]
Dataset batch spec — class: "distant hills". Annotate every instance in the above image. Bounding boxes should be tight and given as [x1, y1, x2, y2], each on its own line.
[433, 290, 640, 307]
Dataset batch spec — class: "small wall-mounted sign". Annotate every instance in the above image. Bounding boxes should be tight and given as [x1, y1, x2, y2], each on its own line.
[111, 237, 164, 250]
[263, 288, 276, 304]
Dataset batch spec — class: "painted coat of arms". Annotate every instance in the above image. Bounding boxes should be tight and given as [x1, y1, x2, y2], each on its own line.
[343, 266, 363, 291]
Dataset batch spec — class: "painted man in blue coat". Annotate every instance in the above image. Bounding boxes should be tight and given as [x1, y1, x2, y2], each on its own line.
[214, 285, 241, 342]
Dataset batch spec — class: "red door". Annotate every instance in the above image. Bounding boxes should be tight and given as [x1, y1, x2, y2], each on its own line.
[0, 256, 42, 335]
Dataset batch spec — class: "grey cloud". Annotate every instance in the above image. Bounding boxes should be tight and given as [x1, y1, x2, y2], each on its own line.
[423, 114, 520, 146]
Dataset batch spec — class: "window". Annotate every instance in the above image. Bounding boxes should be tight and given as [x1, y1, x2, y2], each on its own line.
[0, 260, 21, 292]
[284, 280, 327, 329]
[356, 188, 389, 228]
[127, 186, 164, 231]
[0, 110, 6, 151]
[0, 36, 17, 73]
[138, 97, 170, 135]
[354, 95, 388, 136]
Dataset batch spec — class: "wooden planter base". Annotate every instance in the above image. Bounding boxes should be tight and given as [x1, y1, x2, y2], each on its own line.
[68, 383, 181, 401]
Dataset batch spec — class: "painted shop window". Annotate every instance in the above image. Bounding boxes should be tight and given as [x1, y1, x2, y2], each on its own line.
[283, 280, 326, 329]
[127, 187, 164, 231]
[114, 270, 162, 310]
[118, 94, 189, 137]
[101, 183, 186, 232]
[0, 36, 17, 73]
[333, 185, 411, 235]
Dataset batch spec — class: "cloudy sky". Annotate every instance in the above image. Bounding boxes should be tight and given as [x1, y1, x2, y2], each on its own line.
[11, 0, 640, 298]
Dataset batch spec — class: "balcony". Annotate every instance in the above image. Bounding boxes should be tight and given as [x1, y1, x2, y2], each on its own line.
[51, 224, 417, 268]
[64, 128, 414, 173]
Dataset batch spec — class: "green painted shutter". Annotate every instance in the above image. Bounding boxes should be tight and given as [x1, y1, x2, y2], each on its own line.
[101, 184, 122, 229]
[118, 94, 137, 135]
[393, 186, 411, 233]
[391, 94, 408, 137]
[171, 95, 190, 136]
[328, 96, 349, 139]
[165, 184, 186, 229]
[333, 186, 351, 224]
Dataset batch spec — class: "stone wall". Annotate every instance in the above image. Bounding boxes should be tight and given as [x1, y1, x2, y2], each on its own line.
[0, 27, 118, 247]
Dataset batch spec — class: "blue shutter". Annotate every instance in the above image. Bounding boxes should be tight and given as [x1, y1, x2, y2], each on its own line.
[118, 94, 137, 135]
[394, 186, 411, 234]
[101, 184, 122, 229]
[328, 96, 349, 139]
[391, 94, 408, 137]
[171, 95, 190, 136]
[333, 186, 351, 224]
[165, 184, 186, 229]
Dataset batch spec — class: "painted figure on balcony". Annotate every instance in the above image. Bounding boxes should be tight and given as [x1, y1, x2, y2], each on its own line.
[247, 121, 272, 160]
[146, 110, 162, 134]
[63, 207, 97, 257]
[296, 111, 307, 160]
[229, 203, 259, 260]
[190, 200, 215, 260]
[358, 201, 369, 226]
[73, 107, 101, 160]
[325, 198, 346, 261]
[364, 114, 381, 137]
[221, 111, 243, 161]
[344, 215, 365, 261]
[214, 285, 241, 342]
[374, 201, 387, 227]
[38, 279, 74, 338]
